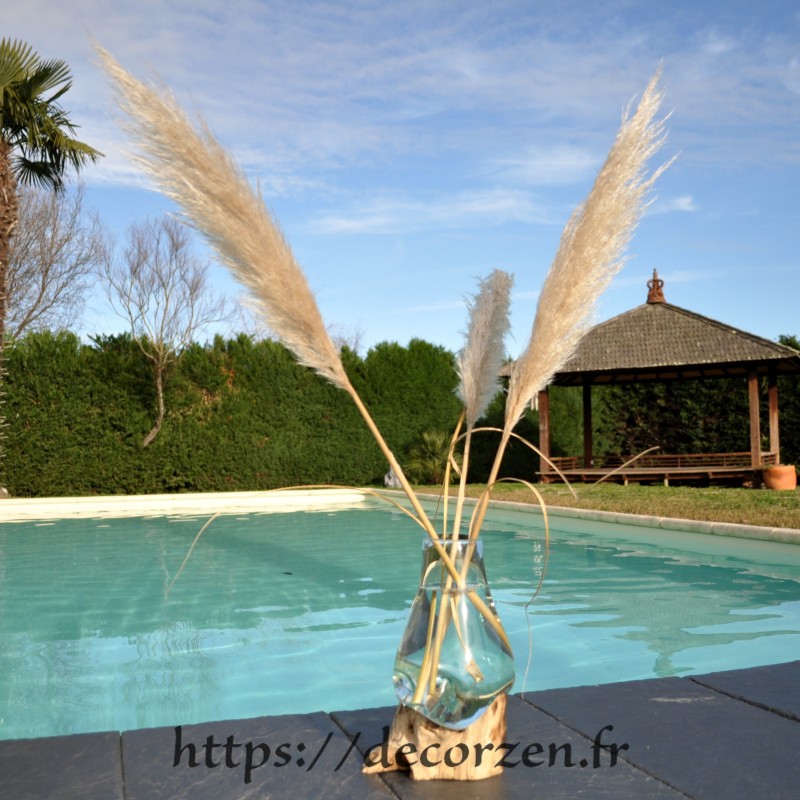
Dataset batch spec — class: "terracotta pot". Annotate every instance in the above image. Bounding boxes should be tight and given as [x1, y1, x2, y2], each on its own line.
[762, 465, 797, 491]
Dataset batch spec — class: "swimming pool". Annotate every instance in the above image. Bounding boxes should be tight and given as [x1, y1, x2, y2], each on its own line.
[1, 496, 799, 740]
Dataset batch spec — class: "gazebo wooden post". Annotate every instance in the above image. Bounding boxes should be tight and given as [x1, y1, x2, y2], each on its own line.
[768, 365, 780, 464]
[582, 379, 593, 468]
[538, 388, 551, 478]
[747, 370, 762, 468]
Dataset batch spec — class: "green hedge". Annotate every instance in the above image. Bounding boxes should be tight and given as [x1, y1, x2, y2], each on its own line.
[10, 328, 794, 498]
[1, 331, 464, 496]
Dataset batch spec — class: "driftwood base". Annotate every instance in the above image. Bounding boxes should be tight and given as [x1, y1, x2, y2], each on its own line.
[362, 693, 507, 781]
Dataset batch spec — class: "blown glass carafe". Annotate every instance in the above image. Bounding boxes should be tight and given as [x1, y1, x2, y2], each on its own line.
[393, 535, 514, 730]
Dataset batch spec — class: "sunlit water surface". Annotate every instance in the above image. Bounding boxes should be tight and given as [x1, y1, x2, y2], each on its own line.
[1, 501, 799, 739]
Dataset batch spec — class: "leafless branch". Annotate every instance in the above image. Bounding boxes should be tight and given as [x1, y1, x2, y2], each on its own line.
[6, 182, 104, 338]
[100, 215, 231, 445]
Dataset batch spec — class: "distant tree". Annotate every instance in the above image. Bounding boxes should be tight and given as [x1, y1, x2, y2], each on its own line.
[100, 216, 230, 446]
[358, 338, 462, 458]
[6, 183, 104, 337]
[548, 386, 584, 457]
[777, 334, 800, 466]
[0, 38, 101, 353]
[466, 388, 539, 482]
[779, 334, 800, 352]
[328, 321, 366, 355]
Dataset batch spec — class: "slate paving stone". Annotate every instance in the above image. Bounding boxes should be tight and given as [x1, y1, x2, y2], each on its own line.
[332, 695, 688, 799]
[4, 665, 800, 799]
[0, 730, 123, 800]
[120, 711, 393, 800]
[523, 676, 800, 800]
[689, 660, 800, 721]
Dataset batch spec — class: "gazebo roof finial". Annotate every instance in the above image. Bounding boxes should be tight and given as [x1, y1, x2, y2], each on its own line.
[647, 269, 666, 303]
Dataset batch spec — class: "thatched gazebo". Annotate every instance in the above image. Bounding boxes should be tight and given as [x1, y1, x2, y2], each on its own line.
[536, 271, 800, 484]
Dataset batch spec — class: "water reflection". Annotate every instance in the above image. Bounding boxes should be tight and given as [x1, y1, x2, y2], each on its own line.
[1, 506, 799, 739]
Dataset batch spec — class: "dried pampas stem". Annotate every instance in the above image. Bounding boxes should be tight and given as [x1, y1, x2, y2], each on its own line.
[463, 68, 670, 545]
[416, 270, 513, 707]
[452, 269, 513, 538]
[95, 43, 489, 599]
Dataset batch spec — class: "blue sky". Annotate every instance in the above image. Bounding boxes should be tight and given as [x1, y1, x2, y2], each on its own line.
[6, 0, 800, 356]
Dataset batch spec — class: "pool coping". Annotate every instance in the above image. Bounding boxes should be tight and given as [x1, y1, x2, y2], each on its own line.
[0, 488, 370, 521]
[495, 498, 800, 545]
[1, 487, 799, 544]
[414, 491, 800, 545]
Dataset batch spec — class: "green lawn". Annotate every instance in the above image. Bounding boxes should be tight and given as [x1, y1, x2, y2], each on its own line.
[435, 482, 800, 530]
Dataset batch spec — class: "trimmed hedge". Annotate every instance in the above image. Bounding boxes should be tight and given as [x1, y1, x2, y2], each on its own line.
[1, 332, 465, 496]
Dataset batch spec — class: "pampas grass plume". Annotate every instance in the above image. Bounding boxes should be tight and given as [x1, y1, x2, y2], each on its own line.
[505, 69, 671, 431]
[95, 44, 449, 553]
[456, 270, 513, 429]
[95, 44, 350, 392]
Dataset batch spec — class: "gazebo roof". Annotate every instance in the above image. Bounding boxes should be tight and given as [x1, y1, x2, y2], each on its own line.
[552, 271, 800, 386]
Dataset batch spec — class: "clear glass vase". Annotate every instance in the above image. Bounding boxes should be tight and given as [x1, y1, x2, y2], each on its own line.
[393, 535, 515, 730]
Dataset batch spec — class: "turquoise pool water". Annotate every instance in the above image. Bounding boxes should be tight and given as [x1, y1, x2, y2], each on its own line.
[1, 500, 799, 740]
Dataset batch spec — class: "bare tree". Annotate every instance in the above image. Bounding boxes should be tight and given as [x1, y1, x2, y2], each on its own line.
[101, 215, 229, 447]
[6, 183, 104, 338]
[233, 293, 275, 341]
[328, 321, 366, 355]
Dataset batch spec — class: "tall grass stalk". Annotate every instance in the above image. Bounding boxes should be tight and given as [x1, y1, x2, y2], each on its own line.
[452, 270, 513, 539]
[96, 44, 510, 643]
[99, 44, 668, 729]
[411, 272, 513, 705]
[94, 50, 429, 536]
[469, 69, 670, 543]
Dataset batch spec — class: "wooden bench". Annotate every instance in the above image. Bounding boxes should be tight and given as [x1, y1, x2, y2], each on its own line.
[543, 452, 777, 486]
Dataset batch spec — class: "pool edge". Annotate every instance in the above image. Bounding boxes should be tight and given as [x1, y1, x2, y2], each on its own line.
[412, 491, 800, 545]
[0, 488, 369, 522]
[3, 488, 798, 545]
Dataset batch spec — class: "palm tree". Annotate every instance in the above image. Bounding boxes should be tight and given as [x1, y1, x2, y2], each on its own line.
[0, 37, 101, 353]
[405, 430, 462, 485]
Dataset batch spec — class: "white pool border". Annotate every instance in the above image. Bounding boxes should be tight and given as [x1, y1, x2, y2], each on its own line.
[0, 489, 369, 522]
[1, 488, 799, 546]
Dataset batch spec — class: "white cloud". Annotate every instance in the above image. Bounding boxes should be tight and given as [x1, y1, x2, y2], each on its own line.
[8, 0, 799, 195]
[311, 189, 554, 235]
[700, 30, 737, 56]
[7, 0, 800, 213]
[664, 269, 719, 284]
[781, 56, 800, 96]
[487, 144, 600, 187]
[649, 195, 698, 214]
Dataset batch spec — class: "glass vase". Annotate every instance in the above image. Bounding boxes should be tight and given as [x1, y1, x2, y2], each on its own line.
[393, 535, 514, 730]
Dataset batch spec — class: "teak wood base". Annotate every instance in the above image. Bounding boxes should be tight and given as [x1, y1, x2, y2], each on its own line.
[362, 693, 507, 781]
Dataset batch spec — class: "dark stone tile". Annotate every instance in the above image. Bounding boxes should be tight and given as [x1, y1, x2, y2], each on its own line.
[333, 696, 687, 799]
[120, 712, 394, 800]
[0, 731, 123, 800]
[523, 676, 800, 800]
[690, 660, 800, 721]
